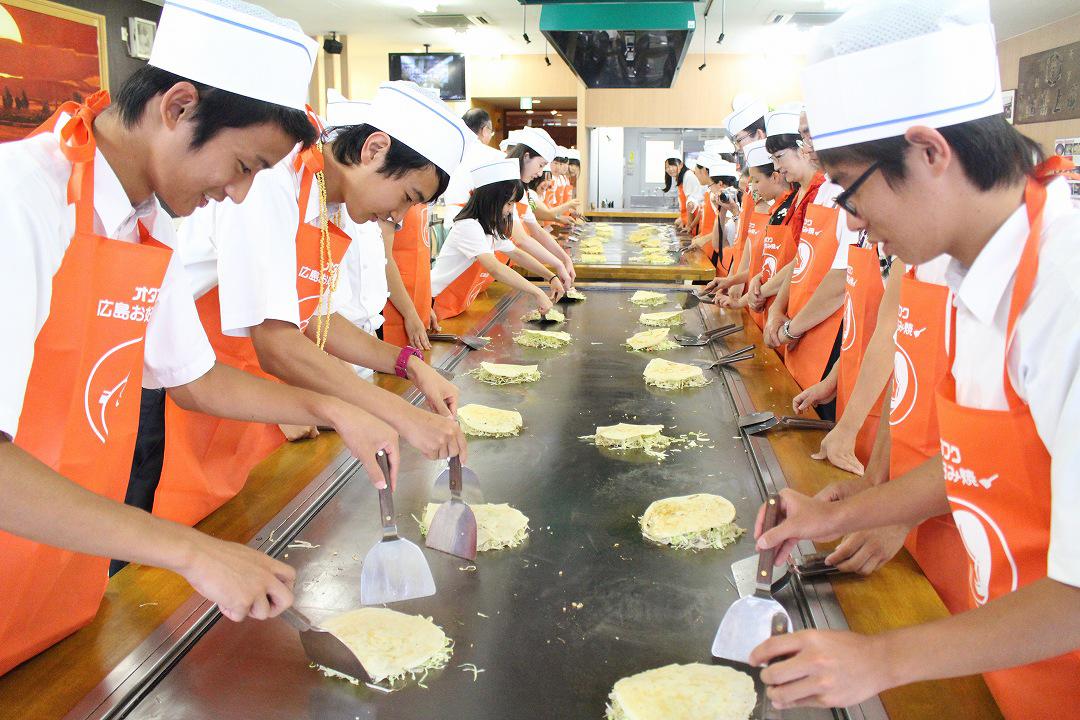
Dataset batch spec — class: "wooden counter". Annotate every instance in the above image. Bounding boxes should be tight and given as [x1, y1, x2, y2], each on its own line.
[584, 209, 679, 221]
[0, 285, 1001, 720]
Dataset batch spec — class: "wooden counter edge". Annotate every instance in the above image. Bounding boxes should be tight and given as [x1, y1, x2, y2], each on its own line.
[699, 304, 1002, 720]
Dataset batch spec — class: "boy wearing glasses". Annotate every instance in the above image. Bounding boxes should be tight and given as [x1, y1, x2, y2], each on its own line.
[750, 1, 1080, 717]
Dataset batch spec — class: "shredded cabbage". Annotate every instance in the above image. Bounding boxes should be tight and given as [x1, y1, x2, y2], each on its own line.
[521, 308, 565, 323]
[629, 291, 669, 307]
[459, 416, 521, 438]
[513, 330, 572, 349]
[645, 374, 712, 390]
[564, 288, 587, 301]
[317, 627, 454, 688]
[630, 254, 676, 265]
[466, 365, 542, 386]
[642, 522, 745, 551]
[638, 312, 685, 328]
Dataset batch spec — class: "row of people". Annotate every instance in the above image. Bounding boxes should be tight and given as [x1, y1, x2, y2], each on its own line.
[691, 1, 1079, 717]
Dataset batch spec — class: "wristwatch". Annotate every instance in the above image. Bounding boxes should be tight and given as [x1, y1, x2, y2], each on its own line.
[781, 320, 802, 341]
[395, 345, 423, 379]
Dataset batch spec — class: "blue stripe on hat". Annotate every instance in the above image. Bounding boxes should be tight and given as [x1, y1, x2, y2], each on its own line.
[167, 0, 315, 62]
[813, 86, 999, 143]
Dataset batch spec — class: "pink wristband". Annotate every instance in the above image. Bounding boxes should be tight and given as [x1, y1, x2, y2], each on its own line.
[395, 346, 423, 379]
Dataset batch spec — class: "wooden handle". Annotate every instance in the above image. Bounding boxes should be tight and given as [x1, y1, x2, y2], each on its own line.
[755, 494, 782, 595]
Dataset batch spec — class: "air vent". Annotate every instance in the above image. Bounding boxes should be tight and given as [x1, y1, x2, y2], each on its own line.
[412, 13, 489, 30]
[766, 11, 843, 27]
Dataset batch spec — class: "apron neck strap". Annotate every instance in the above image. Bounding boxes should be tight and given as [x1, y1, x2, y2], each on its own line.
[999, 157, 1072, 408]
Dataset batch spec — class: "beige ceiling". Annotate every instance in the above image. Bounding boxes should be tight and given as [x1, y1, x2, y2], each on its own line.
[254, 0, 1080, 56]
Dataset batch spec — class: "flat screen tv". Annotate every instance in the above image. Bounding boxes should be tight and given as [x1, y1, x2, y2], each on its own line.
[388, 53, 466, 101]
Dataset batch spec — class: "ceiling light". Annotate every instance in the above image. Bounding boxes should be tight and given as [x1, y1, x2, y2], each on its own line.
[526, 109, 534, 114]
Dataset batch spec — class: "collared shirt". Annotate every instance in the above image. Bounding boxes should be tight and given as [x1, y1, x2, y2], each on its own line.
[430, 219, 515, 297]
[680, 170, 701, 199]
[0, 125, 215, 438]
[177, 146, 353, 338]
[945, 178, 1080, 587]
[335, 219, 389, 334]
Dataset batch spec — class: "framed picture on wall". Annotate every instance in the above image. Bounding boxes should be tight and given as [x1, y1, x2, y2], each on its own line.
[1001, 89, 1015, 124]
[0, 0, 108, 141]
[127, 16, 155, 61]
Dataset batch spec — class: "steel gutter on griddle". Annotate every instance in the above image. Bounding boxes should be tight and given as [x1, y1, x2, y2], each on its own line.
[64, 292, 519, 720]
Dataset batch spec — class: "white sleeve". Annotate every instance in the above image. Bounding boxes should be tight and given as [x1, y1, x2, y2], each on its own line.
[214, 165, 303, 336]
[0, 166, 64, 438]
[682, 172, 700, 196]
[522, 202, 537, 224]
[1014, 219, 1080, 587]
[494, 235, 516, 254]
[835, 208, 862, 250]
[453, 219, 495, 260]
[831, 238, 851, 270]
[142, 219, 216, 389]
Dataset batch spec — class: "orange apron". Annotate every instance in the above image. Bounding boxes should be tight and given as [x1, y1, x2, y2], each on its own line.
[381, 203, 431, 347]
[935, 164, 1080, 720]
[433, 240, 509, 321]
[677, 182, 688, 226]
[783, 203, 844, 390]
[543, 181, 557, 210]
[700, 191, 717, 262]
[155, 143, 352, 527]
[723, 193, 756, 277]
[0, 93, 173, 674]
[888, 266, 969, 615]
[557, 177, 572, 206]
[741, 211, 770, 329]
[835, 244, 886, 464]
[753, 223, 797, 333]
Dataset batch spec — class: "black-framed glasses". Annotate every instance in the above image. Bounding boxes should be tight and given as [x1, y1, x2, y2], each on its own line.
[835, 161, 881, 218]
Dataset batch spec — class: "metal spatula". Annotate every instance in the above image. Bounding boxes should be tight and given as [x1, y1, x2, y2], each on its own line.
[424, 456, 478, 561]
[685, 345, 756, 371]
[431, 458, 484, 504]
[281, 608, 372, 684]
[359, 451, 437, 605]
[712, 494, 791, 662]
[428, 333, 490, 350]
[738, 411, 835, 435]
[732, 553, 791, 599]
[675, 324, 741, 346]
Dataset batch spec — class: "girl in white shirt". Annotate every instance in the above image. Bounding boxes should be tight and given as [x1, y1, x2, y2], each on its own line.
[432, 160, 563, 319]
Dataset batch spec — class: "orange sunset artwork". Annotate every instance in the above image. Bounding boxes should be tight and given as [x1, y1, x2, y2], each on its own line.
[0, 2, 103, 141]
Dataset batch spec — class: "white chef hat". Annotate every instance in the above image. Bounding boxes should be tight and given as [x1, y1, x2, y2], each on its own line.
[684, 155, 698, 170]
[149, 0, 317, 111]
[325, 88, 370, 127]
[364, 81, 471, 174]
[724, 97, 768, 136]
[566, 148, 581, 161]
[803, 0, 1002, 151]
[744, 140, 772, 169]
[555, 146, 570, 160]
[765, 102, 804, 138]
[695, 151, 722, 169]
[707, 159, 739, 179]
[513, 126, 558, 163]
[472, 158, 521, 188]
[704, 137, 736, 155]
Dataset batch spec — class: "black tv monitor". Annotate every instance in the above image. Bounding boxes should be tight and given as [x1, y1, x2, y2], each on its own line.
[388, 53, 466, 101]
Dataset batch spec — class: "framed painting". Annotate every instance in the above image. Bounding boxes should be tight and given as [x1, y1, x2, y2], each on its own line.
[0, 0, 108, 141]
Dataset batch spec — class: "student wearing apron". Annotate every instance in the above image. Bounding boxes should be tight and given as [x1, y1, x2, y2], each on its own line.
[433, 160, 563, 319]
[381, 203, 435, 349]
[690, 159, 740, 269]
[751, 108, 827, 352]
[155, 82, 469, 528]
[446, 126, 575, 290]
[0, 0, 390, 673]
[566, 148, 582, 201]
[665, 157, 700, 231]
[713, 141, 792, 315]
[336, 218, 392, 374]
[752, 2, 1080, 713]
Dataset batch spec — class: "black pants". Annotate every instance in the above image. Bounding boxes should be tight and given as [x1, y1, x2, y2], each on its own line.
[813, 326, 845, 423]
[110, 387, 167, 576]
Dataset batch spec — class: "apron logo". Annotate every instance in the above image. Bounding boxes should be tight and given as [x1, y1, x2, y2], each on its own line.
[84, 337, 143, 443]
[840, 294, 856, 352]
[792, 241, 813, 280]
[761, 255, 777, 281]
[948, 497, 1019, 606]
[940, 441, 1000, 490]
[889, 344, 918, 426]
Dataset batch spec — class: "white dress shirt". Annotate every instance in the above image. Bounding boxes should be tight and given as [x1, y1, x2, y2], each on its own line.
[945, 177, 1080, 587]
[0, 124, 215, 437]
[335, 219, 389, 335]
[178, 147, 353, 338]
[431, 219, 515, 297]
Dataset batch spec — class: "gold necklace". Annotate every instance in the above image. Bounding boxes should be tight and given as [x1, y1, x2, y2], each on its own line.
[313, 140, 340, 352]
